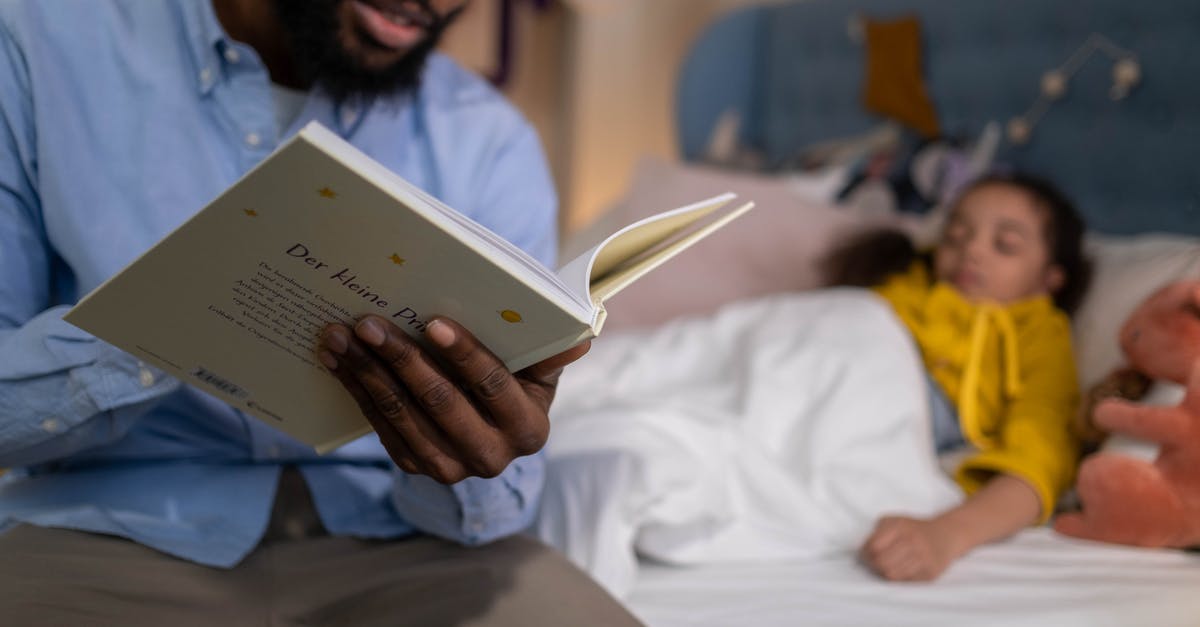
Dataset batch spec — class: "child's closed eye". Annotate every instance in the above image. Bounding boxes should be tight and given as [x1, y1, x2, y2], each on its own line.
[995, 235, 1024, 255]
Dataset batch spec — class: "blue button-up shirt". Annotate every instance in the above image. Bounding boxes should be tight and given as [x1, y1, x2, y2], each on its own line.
[0, 0, 557, 568]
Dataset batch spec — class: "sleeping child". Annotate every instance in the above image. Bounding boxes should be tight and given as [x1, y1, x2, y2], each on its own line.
[537, 172, 1093, 592]
[826, 172, 1092, 581]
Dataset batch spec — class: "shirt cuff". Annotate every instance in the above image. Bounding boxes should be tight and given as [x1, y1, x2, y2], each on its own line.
[42, 307, 177, 412]
[0, 307, 179, 460]
[0, 306, 104, 379]
[390, 452, 545, 545]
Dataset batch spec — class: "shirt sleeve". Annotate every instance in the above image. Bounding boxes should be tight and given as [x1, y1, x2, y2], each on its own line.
[0, 18, 178, 468]
[956, 312, 1082, 523]
[390, 453, 544, 545]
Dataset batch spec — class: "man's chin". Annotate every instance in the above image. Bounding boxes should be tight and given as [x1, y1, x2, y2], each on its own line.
[275, 0, 451, 102]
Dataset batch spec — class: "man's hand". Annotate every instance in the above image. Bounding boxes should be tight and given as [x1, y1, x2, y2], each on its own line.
[859, 515, 959, 582]
[316, 314, 590, 483]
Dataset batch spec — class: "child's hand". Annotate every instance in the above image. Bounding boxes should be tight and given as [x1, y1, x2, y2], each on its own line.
[859, 515, 959, 582]
[861, 475, 1041, 582]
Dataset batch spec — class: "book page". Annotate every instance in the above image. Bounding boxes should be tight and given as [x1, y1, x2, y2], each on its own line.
[588, 201, 755, 303]
[555, 193, 740, 306]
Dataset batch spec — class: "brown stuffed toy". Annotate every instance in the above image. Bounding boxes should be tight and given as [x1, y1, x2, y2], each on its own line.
[1054, 280, 1200, 547]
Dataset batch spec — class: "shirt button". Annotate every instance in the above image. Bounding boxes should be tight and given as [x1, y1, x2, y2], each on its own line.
[244, 132, 262, 147]
[470, 521, 485, 534]
[41, 417, 63, 433]
[224, 47, 240, 64]
[266, 444, 281, 458]
[138, 365, 155, 388]
[198, 67, 213, 86]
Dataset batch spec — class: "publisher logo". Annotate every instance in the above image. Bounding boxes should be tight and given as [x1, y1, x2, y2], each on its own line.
[190, 366, 249, 399]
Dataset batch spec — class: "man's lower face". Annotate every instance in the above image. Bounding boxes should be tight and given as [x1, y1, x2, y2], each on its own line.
[339, 0, 441, 70]
[275, 0, 464, 100]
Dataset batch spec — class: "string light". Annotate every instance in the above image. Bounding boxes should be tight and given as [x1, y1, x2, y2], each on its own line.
[1008, 33, 1141, 145]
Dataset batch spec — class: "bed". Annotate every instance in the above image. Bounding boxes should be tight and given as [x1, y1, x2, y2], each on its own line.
[629, 529, 1200, 626]
[535, 1, 1200, 625]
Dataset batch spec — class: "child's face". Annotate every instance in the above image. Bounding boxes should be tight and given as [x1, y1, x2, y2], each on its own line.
[934, 183, 1064, 305]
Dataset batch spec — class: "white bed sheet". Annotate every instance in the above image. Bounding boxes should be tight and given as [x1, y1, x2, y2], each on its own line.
[625, 528, 1200, 627]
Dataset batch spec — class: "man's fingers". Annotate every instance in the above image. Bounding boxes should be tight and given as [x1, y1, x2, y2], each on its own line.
[521, 340, 592, 381]
[353, 317, 514, 477]
[356, 317, 479, 427]
[421, 318, 547, 453]
[319, 314, 558, 479]
[517, 340, 592, 409]
[363, 409, 423, 475]
[319, 342, 421, 474]
[322, 323, 472, 483]
[347, 344, 470, 483]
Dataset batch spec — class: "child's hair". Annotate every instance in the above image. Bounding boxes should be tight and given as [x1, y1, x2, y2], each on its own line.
[822, 172, 1093, 315]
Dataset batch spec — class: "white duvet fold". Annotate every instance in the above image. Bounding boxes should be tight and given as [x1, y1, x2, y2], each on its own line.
[536, 289, 962, 596]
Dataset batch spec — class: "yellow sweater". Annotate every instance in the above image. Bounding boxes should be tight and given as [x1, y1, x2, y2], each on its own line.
[875, 261, 1081, 522]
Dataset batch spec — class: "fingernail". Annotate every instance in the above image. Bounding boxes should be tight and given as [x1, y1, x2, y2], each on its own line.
[356, 318, 386, 347]
[317, 350, 339, 370]
[323, 327, 349, 354]
[426, 319, 455, 348]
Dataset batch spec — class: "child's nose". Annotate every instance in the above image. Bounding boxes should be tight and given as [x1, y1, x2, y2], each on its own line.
[963, 235, 987, 259]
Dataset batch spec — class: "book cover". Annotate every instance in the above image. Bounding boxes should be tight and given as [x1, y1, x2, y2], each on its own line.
[64, 122, 751, 452]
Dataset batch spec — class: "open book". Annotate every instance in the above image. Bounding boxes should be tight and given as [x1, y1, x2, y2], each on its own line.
[64, 121, 753, 452]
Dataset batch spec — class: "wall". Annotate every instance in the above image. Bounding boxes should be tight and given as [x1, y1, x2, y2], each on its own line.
[441, 0, 781, 234]
[439, 1, 571, 204]
[558, 0, 781, 232]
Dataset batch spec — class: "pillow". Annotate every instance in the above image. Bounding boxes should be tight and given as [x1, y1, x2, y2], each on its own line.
[568, 157, 1200, 383]
[561, 157, 878, 332]
[1073, 233, 1200, 389]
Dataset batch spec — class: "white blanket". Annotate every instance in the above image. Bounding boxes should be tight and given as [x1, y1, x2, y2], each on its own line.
[536, 290, 963, 596]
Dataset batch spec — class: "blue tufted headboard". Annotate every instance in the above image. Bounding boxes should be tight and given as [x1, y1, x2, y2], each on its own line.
[677, 0, 1200, 235]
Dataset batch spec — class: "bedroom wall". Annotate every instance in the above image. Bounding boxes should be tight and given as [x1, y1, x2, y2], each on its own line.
[440, 0, 784, 236]
[438, 1, 571, 213]
[556, 0, 786, 232]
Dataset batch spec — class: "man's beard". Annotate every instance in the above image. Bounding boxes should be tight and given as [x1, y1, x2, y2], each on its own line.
[272, 0, 462, 103]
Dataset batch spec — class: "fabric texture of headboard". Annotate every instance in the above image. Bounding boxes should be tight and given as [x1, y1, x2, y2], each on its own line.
[677, 0, 1200, 235]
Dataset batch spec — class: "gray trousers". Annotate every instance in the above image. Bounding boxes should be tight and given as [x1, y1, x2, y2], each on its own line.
[0, 469, 643, 627]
